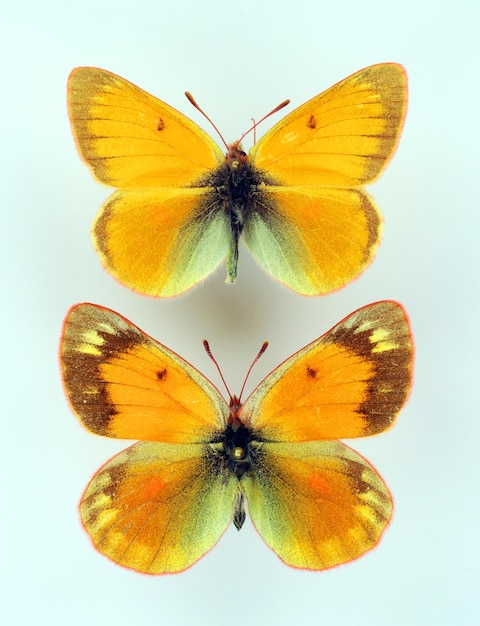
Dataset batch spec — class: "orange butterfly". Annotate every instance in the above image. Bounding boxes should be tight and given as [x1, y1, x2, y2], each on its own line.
[67, 64, 407, 297]
[60, 301, 413, 574]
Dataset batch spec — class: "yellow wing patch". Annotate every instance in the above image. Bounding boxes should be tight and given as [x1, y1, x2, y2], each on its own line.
[252, 63, 407, 186]
[68, 67, 223, 187]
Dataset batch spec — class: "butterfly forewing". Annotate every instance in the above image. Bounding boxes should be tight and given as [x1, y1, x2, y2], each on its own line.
[68, 67, 223, 188]
[61, 303, 228, 442]
[251, 63, 407, 187]
[240, 301, 413, 441]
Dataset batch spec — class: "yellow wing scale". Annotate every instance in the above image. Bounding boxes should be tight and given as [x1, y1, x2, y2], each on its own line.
[243, 187, 381, 295]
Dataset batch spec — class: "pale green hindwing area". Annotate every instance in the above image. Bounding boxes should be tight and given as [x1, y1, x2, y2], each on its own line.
[242, 204, 312, 293]
[161, 196, 233, 295]
[241, 439, 392, 570]
[242, 185, 382, 296]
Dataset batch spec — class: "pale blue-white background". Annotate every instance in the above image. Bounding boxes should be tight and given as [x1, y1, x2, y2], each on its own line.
[3, 1, 478, 624]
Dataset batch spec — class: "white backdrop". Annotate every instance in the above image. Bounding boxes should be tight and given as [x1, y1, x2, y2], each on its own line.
[2, 1, 478, 624]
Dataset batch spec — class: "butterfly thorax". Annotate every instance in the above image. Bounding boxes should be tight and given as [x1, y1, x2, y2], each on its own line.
[216, 146, 257, 230]
[210, 395, 261, 482]
[194, 143, 277, 283]
[223, 421, 255, 477]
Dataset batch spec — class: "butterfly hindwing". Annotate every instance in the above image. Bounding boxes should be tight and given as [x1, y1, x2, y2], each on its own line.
[243, 440, 392, 569]
[243, 186, 382, 295]
[80, 441, 238, 574]
[92, 188, 231, 297]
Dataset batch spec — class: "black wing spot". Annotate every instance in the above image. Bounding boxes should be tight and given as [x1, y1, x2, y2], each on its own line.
[307, 366, 317, 378]
[307, 115, 317, 129]
[156, 368, 167, 381]
[157, 118, 165, 131]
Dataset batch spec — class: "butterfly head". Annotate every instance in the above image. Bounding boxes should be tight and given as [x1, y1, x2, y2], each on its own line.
[225, 143, 248, 168]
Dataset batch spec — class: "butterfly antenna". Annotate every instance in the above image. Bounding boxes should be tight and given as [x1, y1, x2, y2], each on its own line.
[185, 92, 229, 151]
[203, 340, 233, 398]
[238, 341, 269, 401]
[203, 340, 269, 402]
[237, 99, 290, 146]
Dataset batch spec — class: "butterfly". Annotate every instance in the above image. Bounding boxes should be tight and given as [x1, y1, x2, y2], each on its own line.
[67, 64, 407, 297]
[60, 301, 413, 574]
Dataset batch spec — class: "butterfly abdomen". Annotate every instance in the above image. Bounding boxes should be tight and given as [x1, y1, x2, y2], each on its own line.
[193, 146, 279, 283]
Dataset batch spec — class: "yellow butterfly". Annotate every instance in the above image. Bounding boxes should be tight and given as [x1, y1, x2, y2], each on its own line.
[68, 63, 407, 297]
[60, 301, 413, 573]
